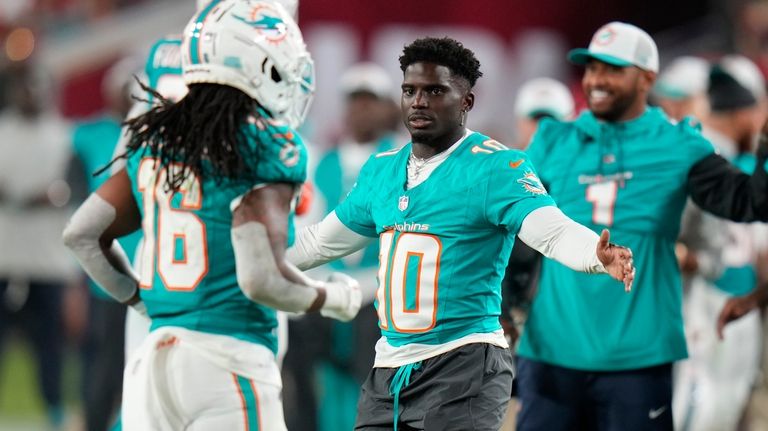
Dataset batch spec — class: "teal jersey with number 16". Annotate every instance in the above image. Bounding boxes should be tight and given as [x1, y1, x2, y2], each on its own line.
[125, 122, 307, 353]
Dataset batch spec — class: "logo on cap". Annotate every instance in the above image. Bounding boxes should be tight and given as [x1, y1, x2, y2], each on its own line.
[593, 26, 616, 46]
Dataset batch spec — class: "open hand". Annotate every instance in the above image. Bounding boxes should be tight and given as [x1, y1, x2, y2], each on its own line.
[596, 229, 635, 292]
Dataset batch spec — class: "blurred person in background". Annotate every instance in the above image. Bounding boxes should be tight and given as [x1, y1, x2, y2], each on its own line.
[282, 61, 398, 431]
[682, 56, 768, 431]
[512, 77, 574, 150]
[652, 56, 710, 123]
[515, 22, 768, 431]
[0, 59, 77, 430]
[70, 56, 143, 431]
[735, 0, 768, 78]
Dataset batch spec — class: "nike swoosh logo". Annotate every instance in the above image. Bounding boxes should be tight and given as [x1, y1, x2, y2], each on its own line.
[648, 406, 667, 419]
[509, 159, 524, 168]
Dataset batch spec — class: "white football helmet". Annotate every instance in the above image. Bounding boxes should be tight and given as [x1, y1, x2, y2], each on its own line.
[181, 0, 314, 128]
[197, 0, 297, 17]
[196, 0, 210, 11]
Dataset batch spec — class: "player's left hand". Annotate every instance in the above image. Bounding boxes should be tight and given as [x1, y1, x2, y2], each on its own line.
[596, 229, 635, 292]
[320, 272, 362, 322]
[716, 294, 758, 339]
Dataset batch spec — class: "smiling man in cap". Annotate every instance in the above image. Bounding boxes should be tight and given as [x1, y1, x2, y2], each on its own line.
[514, 21, 768, 431]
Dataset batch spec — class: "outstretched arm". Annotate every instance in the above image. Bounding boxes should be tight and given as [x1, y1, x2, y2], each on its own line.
[688, 122, 768, 222]
[286, 210, 374, 270]
[231, 184, 361, 321]
[518, 206, 635, 291]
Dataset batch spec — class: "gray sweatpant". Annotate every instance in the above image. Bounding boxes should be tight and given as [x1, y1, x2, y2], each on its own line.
[355, 343, 514, 431]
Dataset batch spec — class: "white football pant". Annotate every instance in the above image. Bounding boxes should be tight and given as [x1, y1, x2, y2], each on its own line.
[673, 279, 761, 431]
[122, 326, 286, 431]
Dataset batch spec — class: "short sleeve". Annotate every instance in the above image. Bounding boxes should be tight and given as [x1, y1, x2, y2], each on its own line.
[484, 151, 556, 234]
[333, 155, 378, 237]
[245, 122, 307, 185]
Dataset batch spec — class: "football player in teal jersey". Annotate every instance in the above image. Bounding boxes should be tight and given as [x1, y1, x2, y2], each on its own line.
[288, 36, 635, 431]
[514, 22, 768, 431]
[63, 1, 360, 430]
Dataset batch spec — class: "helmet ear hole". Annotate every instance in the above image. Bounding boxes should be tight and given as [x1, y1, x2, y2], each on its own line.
[271, 66, 282, 83]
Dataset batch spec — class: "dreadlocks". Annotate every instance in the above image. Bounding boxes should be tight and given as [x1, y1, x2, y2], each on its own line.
[106, 82, 279, 191]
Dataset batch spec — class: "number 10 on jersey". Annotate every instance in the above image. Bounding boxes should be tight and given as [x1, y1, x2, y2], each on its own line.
[376, 231, 442, 333]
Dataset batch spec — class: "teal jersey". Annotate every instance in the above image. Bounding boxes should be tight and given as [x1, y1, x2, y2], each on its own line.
[72, 115, 142, 299]
[144, 37, 185, 103]
[335, 131, 555, 347]
[125, 122, 307, 352]
[518, 107, 716, 371]
[314, 136, 395, 270]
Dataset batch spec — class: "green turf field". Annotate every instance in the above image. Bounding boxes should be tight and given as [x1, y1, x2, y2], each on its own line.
[0, 335, 81, 430]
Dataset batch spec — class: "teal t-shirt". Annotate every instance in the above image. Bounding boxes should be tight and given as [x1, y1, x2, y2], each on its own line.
[335, 131, 555, 347]
[125, 121, 307, 353]
[517, 107, 716, 371]
[72, 115, 143, 299]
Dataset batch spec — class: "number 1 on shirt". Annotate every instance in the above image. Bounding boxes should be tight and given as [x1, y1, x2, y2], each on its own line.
[586, 181, 618, 226]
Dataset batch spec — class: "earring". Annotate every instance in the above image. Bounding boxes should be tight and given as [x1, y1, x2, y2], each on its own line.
[460, 110, 467, 126]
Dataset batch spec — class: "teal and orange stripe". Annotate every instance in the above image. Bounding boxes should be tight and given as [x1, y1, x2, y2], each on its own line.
[232, 373, 261, 431]
[188, 0, 222, 65]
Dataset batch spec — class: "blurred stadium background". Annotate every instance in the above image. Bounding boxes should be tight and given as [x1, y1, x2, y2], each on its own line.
[0, 0, 765, 430]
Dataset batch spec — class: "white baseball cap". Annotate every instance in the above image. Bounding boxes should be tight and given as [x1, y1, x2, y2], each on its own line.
[568, 21, 659, 73]
[514, 77, 574, 120]
[719, 54, 766, 100]
[654, 56, 710, 100]
[339, 62, 394, 100]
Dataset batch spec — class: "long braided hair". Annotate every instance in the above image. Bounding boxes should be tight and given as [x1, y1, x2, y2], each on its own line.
[104, 82, 280, 191]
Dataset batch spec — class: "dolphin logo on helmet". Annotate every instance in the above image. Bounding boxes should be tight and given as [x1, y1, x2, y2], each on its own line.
[233, 4, 289, 44]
